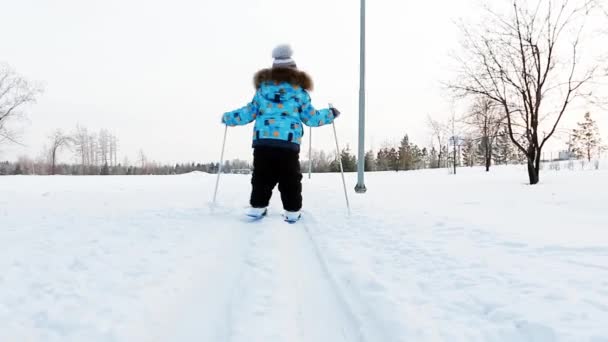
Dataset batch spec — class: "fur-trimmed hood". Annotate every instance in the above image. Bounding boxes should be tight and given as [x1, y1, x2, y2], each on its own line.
[254, 68, 313, 91]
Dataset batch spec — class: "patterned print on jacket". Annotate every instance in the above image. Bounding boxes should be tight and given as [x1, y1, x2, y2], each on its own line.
[222, 68, 336, 152]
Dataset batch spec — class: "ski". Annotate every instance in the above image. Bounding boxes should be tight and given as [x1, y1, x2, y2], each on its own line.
[245, 213, 267, 221]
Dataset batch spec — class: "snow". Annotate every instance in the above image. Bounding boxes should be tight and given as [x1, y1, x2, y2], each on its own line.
[1, 165, 607, 341]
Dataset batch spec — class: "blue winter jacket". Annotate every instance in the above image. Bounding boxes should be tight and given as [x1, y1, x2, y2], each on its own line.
[222, 68, 336, 152]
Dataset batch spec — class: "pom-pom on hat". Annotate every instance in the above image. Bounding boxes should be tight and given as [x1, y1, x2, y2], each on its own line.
[272, 44, 297, 69]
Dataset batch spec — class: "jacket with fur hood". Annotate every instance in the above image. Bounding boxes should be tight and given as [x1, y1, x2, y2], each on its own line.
[222, 68, 336, 152]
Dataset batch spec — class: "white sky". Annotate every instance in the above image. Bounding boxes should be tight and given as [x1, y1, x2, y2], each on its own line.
[0, 0, 606, 164]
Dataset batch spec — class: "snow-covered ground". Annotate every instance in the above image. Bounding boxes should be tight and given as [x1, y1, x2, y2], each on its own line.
[1, 165, 607, 342]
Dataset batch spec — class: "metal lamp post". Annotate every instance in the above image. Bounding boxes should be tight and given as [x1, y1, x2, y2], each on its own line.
[355, 0, 367, 193]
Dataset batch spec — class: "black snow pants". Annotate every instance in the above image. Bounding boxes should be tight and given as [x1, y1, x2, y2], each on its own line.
[250, 146, 302, 212]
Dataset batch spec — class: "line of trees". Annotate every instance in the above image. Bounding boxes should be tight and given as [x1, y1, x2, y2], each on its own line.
[2, 105, 603, 177]
[40, 126, 122, 175]
[427, 108, 604, 174]
[448, 0, 606, 184]
[2, 118, 602, 176]
[304, 129, 532, 175]
[0, 157, 252, 176]
[1, 122, 255, 175]
[301, 146, 359, 173]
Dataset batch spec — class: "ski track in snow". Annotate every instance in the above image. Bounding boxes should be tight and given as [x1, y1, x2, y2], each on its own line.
[224, 213, 363, 342]
[164, 209, 367, 342]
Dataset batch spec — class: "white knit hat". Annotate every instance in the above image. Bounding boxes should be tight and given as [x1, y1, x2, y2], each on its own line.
[272, 44, 297, 69]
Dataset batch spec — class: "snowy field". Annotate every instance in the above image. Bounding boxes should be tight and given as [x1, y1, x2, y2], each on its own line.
[1, 164, 607, 342]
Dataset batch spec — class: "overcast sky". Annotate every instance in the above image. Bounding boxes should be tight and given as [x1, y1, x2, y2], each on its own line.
[0, 0, 606, 164]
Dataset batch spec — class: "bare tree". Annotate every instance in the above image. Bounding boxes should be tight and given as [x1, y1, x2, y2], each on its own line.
[98, 129, 110, 166]
[111, 134, 119, 166]
[462, 97, 506, 172]
[115, 136, 119, 166]
[428, 116, 447, 168]
[48, 130, 71, 175]
[88, 132, 98, 166]
[449, 0, 605, 184]
[461, 136, 477, 167]
[71, 124, 90, 174]
[138, 149, 147, 174]
[448, 109, 464, 174]
[0, 64, 42, 145]
[71, 126, 120, 173]
[108, 133, 114, 167]
[16, 155, 35, 175]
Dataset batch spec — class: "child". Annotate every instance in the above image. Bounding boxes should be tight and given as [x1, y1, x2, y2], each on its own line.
[221, 44, 340, 222]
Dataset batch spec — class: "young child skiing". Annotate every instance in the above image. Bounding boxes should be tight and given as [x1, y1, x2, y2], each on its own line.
[221, 44, 340, 223]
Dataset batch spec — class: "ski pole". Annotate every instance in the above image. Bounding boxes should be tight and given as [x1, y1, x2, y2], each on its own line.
[308, 127, 312, 179]
[212, 125, 228, 206]
[330, 104, 351, 215]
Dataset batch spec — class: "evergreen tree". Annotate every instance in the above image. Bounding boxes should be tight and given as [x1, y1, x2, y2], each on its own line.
[387, 148, 400, 171]
[461, 137, 476, 167]
[493, 128, 514, 165]
[330, 148, 356, 172]
[223, 160, 231, 173]
[440, 146, 449, 168]
[376, 148, 390, 171]
[341, 147, 357, 172]
[398, 135, 413, 171]
[428, 147, 439, 169]
[410, 145, 422, 170]
[420, 148, 428, 169]
[13, 164, 23, 175]
[101, 162, 110, 175]
[364, 150, 375, 171]
[572, 112, 602, 162]
[475, 137, 490, 166]
[0, 161, 9, 175]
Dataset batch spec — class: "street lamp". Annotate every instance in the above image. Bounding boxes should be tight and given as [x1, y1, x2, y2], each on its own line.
[355, 0, 367, 193]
